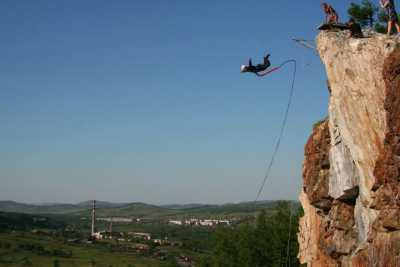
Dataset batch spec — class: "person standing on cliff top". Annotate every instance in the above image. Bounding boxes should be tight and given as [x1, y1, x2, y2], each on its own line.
[322, 2, 339, 24]
[380, 0, 400, 34]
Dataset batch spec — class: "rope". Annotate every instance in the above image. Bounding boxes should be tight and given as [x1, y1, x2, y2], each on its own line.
[292, 38, 318, 55]
[254, 66, 280, 77]
[254, 60, 295, 77]
[254, 59, 297, 204]
[285, 202, 294, 267]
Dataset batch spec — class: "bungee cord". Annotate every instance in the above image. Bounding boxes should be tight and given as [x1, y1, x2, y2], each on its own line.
[254, 59, 297, 204]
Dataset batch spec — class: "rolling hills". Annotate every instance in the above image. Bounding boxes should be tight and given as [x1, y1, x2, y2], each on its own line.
[0, 200, 296, 219]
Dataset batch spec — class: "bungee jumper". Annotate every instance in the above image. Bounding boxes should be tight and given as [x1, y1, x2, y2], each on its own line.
[241, 54, 295, 77]
[241, 54, 271, 74]
[241, 55, 298, 267]
[239, 54, 297, 203]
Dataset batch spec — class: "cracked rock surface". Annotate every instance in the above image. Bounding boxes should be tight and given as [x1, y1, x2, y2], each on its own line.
[298, 31, 400, 267]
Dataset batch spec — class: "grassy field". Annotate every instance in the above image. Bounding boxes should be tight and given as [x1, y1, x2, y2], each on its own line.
[0, 232, 163, 267]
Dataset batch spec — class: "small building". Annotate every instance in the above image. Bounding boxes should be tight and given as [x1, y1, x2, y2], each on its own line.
[200, 220, 214, 227]
[169, 220, 183, 225]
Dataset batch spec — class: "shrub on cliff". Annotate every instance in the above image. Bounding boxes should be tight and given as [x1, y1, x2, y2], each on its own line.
[348, 0, 376, 26]
[348, 0, 387, 33]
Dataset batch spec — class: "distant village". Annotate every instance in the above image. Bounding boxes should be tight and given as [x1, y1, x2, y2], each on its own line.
[77, 200, 236, 266]
[90, 218, 232, 241]
[168, 218, 231, 226]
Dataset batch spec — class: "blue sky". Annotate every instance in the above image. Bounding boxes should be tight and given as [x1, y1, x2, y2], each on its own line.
[0, 0, 381, 204]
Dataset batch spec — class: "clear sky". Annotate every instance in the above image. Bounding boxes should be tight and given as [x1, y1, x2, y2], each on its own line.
[0, 0, 381, 204]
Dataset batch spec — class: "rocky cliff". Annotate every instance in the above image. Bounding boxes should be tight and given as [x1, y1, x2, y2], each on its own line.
[298, 31, 400, 267]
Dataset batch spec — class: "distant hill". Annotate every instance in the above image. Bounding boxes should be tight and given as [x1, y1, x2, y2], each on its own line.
[72, 202, 180, 219]
[160, 203, 209, 210]
[0, 200, 129, 215]
[0, 200, 298, 219]
[76, 200, 127, 209]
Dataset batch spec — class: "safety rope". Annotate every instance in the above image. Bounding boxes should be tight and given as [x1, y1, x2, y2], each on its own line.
[254, 59, 297, 204]
[249, 60, 297, 266]
[254, 60, 295, 77]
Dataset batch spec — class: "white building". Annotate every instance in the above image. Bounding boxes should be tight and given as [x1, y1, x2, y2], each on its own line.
[169, 220, 183, 225]
[130, 232, 151, 240]
[97, 217, 133, 223]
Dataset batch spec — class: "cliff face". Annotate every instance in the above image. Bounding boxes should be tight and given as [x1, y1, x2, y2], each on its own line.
[298, 31, 400, 267]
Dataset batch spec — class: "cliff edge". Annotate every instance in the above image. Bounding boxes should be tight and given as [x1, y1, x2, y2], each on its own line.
[298, 31, 400, 267]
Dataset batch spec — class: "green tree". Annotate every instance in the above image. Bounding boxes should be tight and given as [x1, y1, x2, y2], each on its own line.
[236, 224, 257, 267]
[197, 256, 212, 267]
[253, 210, 277, 267]
[22, 257, 33, 266]
[161, 259, 179, 267]
[347, 0, 388, 33]
[348, 0, 377, 26]
[53, 259, 60, 267]
[208, 203, 304, 267]
[212, 227, 239, 267]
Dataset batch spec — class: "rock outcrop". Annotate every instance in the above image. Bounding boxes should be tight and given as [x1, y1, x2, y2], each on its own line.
[298, 31, 400, 267]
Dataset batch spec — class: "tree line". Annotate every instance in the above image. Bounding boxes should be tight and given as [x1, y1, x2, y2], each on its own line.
[197, 202, 304, 267]
[348, 0, 395, 33]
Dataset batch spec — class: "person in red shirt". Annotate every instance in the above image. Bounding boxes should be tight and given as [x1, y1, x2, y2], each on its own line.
[322, 2, 339, 24]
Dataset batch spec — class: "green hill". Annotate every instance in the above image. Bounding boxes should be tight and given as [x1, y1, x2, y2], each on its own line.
[0, 200, 298, 220]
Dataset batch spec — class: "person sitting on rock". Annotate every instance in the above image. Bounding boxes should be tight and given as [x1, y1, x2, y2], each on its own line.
[346, 18, 363, 38]
[322, 2, 339, 24]
[241, 54, 271, 73]
[380, 0, 400, 35]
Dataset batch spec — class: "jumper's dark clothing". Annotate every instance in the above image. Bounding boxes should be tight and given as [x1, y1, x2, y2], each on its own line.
[246, 55, 271, 73]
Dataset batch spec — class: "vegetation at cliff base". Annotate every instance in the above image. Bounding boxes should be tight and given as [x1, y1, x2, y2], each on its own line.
[198, 202, 303, 267]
